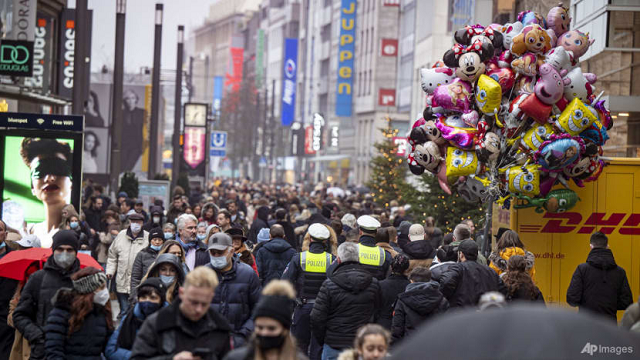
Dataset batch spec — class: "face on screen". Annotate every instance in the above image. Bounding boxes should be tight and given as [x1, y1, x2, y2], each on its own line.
[30, 152, 72, 205]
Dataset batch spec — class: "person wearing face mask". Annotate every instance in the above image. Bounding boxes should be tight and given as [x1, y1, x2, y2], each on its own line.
[130, 267, 231, 360]
[223, 280, 306, 360]
[196, 222, 209, 243]
[138, 253, 185, 304]
[162, 222, 176, 240]
[13, 230, 81, 360]
[143, 206, 164, 232]
[207, 232, 261, 348]
[129, 228, 165, 300]
[105, 278, 167, 360]
[106, 213, 149, 320]
[44, 267, 114, 360]
[175, 214, 210, 271]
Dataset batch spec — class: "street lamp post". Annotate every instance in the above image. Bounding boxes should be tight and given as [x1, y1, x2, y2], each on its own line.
[109, 0, 126, 194]
[72, 0, 88, 115]
[149, 3, 163, 179]
[171, 25, 184, 191]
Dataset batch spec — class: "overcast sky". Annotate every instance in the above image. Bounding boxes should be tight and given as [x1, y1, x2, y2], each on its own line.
[69, 0, 214, 74]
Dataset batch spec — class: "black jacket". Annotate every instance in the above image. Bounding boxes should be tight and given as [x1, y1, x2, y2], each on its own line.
[129, 246, 160, 298]
[207, 258, 261, 347]
[430, 261, 456, 283]
[391, 281, 449, 343]
[400, 239, 435, 260]
[281, 242, 335, 300]
[13, 255, 80, 360]
[376, 274, 410, 329]
[440, 260, 507, 308]
[310, 262, 381, 350]
[142, 206, 163, 232]
[130, 298, 231, 360]
[247, 207, 270, 244]
[358, 236, 392, 281]
[255, 237, 296, 285]
[0, 248, 18, 359]
[507, 284, 546, 304]
[276, 220, 297, 251]
[428, 227, 444, 250]
[84, 207, 104, 232]
[44, 289, 112, 360]
[566, 248, 633, 321]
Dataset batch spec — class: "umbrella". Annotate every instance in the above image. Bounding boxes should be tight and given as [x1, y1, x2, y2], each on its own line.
[326, 186, 345, 198]
[0, 248, 103, 281]
[390, 304, 640, 360]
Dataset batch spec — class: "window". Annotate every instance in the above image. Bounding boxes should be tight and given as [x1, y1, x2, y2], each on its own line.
[324, 0, 332, 7]
[370, 27, 374, 53]
[320, 59, 330, 77]
[368, 69, 373, 94]
[319, 94, 328, 115]
[607, 11, 640, 49]
[321, 24, 331, 43]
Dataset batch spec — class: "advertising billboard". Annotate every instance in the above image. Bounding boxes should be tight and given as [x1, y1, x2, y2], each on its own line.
[0, 112, 84, 248]
[281, 38, 298, 126]
[336, 0, 356, 117]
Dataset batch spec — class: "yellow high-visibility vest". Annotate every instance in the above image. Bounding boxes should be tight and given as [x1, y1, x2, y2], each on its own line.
[358, 244, 385, 266]
[300, 251, 331, 273]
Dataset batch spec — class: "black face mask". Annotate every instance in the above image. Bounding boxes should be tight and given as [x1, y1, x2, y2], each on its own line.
[256, 334, 286, 350]
[30, 157, 72, 179]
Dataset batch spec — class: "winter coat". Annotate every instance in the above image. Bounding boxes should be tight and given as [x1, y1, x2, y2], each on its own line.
[440, 260, 507, 308]
[236, 245, 258, 275]
[107, 228, 149, 294]
[489, 247, 536, 281]
[13, 256, 80, 360]
[142, 206, 163, 232]
[105, 314, 134, 360]
[247, 206, 270, 244]
[400, 239, 435, 274]
[428, 227, 443, 250]
[281, 242, 335, 301]
[84, 207, 104, 232]
[0, 271, 18, 359]
[130, 298, 231, 360]
[139, 254, 186, 304]
[166, 204, 185, 226]
[358, 236, 392, 281]
[376, 273, 410, 329]
[255, 238, 296, 285]
[506, 283, 545, 303]
[207, 258, 261, 347]
[129, 246, 160, 298]
[44, 289, 112, 360]
[391, 281, 449, 343]
[621, 302, 640, 333]
[310, 262, 381, 350]
[96, 231, 117, 264]
[430, 261, 456, 284]
[450, 240, 487, 265]
[566, 248, 633, 321]
[276, 220, 298, 251]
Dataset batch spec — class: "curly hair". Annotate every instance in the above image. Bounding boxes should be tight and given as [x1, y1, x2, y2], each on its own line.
[502, 255, 537, 300]
[20, 138, 72, 167]
[68, 267, 113, 335]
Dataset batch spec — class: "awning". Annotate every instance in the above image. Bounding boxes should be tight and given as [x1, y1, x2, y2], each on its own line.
[0, 83, 70, 106]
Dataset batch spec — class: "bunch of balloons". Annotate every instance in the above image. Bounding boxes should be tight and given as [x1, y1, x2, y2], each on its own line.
[407, 4, 611, 213]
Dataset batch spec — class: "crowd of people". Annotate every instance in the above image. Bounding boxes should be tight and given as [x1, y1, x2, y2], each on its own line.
[0, 178, 638, 360]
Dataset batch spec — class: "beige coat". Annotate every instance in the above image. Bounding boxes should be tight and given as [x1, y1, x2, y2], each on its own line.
[106, 229, 149, 294]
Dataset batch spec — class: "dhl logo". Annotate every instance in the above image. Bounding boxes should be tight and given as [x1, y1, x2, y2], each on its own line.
[519, 213, 640, 235]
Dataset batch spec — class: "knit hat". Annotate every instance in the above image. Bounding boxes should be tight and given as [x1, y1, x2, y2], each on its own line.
[73, 271, 107, 294]
[257, 228, 270, 243]
[137, 277, 167, 304]
[149, 227, 165, 242]
[52, 230, 79, 252]
[118, 191, 128, 198]
[253, 295, 295, 329]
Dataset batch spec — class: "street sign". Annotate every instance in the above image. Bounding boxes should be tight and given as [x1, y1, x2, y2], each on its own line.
[210, 131, 227, 157]
[259, 156, 267, 168]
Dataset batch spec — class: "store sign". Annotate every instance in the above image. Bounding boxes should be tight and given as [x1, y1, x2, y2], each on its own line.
[24, 16, 53, 89]
[330, 123, 339, 148]
[225, 47, 244, 94]
[183, 126, 206, 169]
[383, 0, 400, 6]
[378, 88, 396, 106]
[381, 39, 398, 56]
[57, 10, 75, 98]
[312, 113, 325, 152]
[281, 38, 298, 126]
[0, 40, 34, 77]
[304, 125, 315, 155]
[336, 0, 356, 117]
[0, 112, 83, 131]
[291, 122, 305, 156]
[12, 0, 37, 41]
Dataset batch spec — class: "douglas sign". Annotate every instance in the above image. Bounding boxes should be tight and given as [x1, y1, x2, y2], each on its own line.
[0, 40, 34, 77]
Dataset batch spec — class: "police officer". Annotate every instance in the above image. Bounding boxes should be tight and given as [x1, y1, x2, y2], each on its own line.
[282, 223, 335, 360]
[357, 215, 391, 280]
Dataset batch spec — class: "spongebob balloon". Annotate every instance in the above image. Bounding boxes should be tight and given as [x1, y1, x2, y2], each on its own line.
[475, 74, 502, 115]
[445, 147, 479, 178]
[506, 164, 541, 197]
[555, 98, 599, 136]
[520, 123, 555, 152]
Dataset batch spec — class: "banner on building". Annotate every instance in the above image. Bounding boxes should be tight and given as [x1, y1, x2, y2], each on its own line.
[304, 125, 315, 155]
[330, 123, 339, 148]
[378, 88, 396, 106]
[57, 9, 92, 99]
[12, 0, 37, 41]
[381, 39, 398, 56]
[184, 126, 206, 169]
[281, 38, 298, 126]
[225, 47, 244, 94]
[312, 113, 325, 152]
[336, 0, 356, 117]
[290, 122, 305, 156]
[24, 15, 54, 89]
[256, 29, 264, 88]
[0, 40, 34, 77]
[213, 76, 223, 118]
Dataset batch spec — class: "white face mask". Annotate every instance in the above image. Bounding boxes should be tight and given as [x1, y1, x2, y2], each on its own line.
[93, 288, 110, 306]
[130, 223, 142, 234]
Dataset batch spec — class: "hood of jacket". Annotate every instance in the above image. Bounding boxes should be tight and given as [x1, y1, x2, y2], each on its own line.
[399, 281, 444, 315]
[256, 206, 270, 222]
[147, 253, 186, 284]
[263, 237, 293, 253]
[308, 213, 329, 225]
[331, 262, 373, 294]
[587, 248, 617, 270]
[401, 239, 434, 260]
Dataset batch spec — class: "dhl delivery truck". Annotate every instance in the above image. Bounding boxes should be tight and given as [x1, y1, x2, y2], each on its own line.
[492, 158, 640, 319]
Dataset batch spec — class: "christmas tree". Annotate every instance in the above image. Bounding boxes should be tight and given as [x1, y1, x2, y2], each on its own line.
[367, 118, 410, 207]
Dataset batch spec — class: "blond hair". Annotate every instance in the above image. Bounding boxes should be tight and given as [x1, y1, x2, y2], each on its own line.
[262, 280, 296, 299]
[184, 266, 219, 290]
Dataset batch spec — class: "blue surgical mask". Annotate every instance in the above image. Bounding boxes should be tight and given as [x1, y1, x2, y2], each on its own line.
[209, 255, 228, 269]
[150, 244, 162, 251]
[164, 232, 174, 239]
[69, 222, 79, 229]
[78, 250, 92, 255]
[137, 301, 161, 318]
[159, 274, 175, 285]
[196, 234, 206, 241]
[0, 242, 6, 249]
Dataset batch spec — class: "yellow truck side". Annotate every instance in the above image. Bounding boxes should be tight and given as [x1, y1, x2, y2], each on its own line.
[492, 158, 640, 319]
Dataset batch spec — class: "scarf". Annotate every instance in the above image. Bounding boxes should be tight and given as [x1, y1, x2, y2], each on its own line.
[177, 235, 198, 250]
[117, 306, 144, 350]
